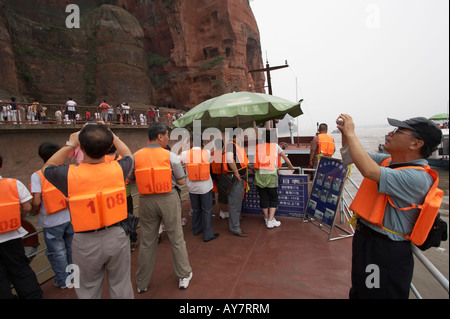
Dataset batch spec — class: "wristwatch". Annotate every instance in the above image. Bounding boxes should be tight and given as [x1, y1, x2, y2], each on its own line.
[65, 141, 77, 148]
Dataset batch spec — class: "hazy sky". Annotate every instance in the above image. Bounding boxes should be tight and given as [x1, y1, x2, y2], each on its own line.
[250, 0, 449, 135]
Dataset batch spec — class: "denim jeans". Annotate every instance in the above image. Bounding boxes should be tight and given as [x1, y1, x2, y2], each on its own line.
[189, 190, 215, 241]
[43, 222, 74, 287]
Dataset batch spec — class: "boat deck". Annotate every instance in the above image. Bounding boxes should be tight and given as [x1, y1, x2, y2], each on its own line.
[39, 200, 353, 299]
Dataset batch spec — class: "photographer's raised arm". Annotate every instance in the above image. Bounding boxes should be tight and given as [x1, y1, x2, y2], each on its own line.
[337, 114, 381, 183]
[42, 131, 80, 172]
[112, 133, 132, 158]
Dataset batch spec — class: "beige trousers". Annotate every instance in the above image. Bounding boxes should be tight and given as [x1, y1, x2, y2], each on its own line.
[136, 189, 192, 290]
[72, 226, 134, 299]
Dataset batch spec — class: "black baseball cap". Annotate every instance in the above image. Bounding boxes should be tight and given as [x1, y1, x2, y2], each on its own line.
[388, 117, 443, 150]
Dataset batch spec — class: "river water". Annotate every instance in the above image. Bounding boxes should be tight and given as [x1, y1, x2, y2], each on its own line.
[330, 127, 449, 299]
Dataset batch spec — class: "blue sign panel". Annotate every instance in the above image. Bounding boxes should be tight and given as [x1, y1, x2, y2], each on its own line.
[305, 157, 348, 228]
[242, 174, 309, 218]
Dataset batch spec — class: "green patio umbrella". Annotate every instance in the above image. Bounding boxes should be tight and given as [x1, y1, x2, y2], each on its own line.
[173, 91, 303, 130]
[429, 113, 449, 121]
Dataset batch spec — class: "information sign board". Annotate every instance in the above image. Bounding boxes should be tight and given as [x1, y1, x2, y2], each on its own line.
[305, 157, 353, 241]
[242, 173, 309, 219]
[305, 157, 348, 227]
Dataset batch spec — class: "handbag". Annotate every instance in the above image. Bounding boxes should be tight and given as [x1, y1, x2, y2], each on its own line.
[217, 165, 234, 195]
[417, 214, 448, 251]
[119, 214, 140, 236]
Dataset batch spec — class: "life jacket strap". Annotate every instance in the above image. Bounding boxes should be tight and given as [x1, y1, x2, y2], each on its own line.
[387, 196, 420, 211]
[382, 226, 405, 237]
[348, 213, 360, 227]
[348, 213, 407, 238]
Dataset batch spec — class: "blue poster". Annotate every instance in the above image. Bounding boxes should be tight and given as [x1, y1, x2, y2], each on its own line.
[305, 157, 348, 228]
[242, 173, 309, 218]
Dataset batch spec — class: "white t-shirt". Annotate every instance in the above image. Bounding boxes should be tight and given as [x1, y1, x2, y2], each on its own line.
[0, 176, 33, 243]
[66, 100, 77, 111]
[1, 105, 10, 118]
[121, 104, 130, 114]
[179, 147, 213, 195]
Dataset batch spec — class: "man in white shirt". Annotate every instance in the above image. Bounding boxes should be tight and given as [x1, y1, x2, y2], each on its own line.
[121, 102, 130, 124]
[179, 136, 219, 242]
[66, 98, 77, 122]
[0, 155, 42, 299]
[1, 103, 10, 122]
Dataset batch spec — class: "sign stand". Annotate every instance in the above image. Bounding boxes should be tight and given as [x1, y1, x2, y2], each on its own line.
[304, 206, 354, 241]
[304, 157, 354, 241]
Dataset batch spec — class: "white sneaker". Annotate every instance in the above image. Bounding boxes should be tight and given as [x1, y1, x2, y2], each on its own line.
[267, 218, 281, 229]
[220, 211, 229, 219]
[179, 272, 193, 290]
[137, 286, 147, 294]
[55, 282, 73, 289]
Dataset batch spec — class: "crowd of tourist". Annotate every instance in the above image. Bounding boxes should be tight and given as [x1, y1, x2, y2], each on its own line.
[0, 97, 185, 126]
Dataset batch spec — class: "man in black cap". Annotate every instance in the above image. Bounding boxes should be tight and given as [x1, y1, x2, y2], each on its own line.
[337, 114, 442, 299]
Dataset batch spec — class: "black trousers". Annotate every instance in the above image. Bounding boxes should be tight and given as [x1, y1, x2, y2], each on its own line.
[0, 238, 42, 299]
[256, 186, 279, 209]
[190, 191, 215, 241]
[350, 226, 414, 299]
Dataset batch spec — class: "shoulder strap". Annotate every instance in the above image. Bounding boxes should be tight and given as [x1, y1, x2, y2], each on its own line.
[387, 166, 438, 211]
[388, 162, 427, 169]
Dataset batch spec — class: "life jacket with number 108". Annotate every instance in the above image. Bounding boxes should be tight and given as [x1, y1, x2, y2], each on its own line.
[0, 178, 21, 234]
[67, 162, 127, 233]
[134, 147, 173, 195]
[349, 157, 444, 246]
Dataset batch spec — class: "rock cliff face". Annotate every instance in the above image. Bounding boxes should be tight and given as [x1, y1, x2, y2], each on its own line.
[0, 0, 265, 109]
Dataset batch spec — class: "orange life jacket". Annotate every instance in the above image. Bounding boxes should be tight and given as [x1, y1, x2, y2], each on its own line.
[67, 162, 127, 232]
[254, 143, 282, 171]
[222, 142, 249, 174]
[317, 134, 335, 156]
[0, 178, 21, 233]
[134, 147, 173, 195]
[105, 153, 122, 163]
[350, 158, 444, 246]
[210, 150, 222, 193]
[185, 149, 211, 181]
[36, 170, 68, 215]
[210, 150, 223, 175]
